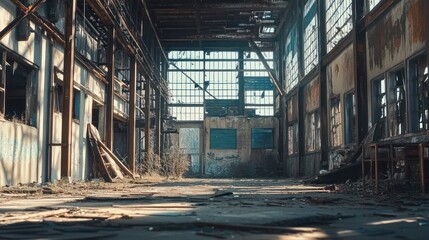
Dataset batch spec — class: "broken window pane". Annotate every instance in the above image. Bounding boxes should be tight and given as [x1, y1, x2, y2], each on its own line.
[344, 92, 356, 144]
[325, 0, 353, 52]
[288, 123, 298, 155]
[303, 0, 319, 75]
[330, 97, 342, 147]
[306, 110, 320, 152]
[373, 77, 387, 138]
[3, 57, 35, 126]
[409, 55, 429, 131]
[285, 24, 298, 93]
[388, 69, 406, 136]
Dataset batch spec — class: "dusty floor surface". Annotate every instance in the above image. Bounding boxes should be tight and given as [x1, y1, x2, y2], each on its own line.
[0, 178, 429, 239]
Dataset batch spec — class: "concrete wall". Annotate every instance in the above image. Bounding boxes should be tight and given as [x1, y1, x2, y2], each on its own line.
[204, 117, 279, 177]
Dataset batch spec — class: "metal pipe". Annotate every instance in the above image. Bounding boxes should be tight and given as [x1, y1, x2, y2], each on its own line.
[46, 37, 54, 182]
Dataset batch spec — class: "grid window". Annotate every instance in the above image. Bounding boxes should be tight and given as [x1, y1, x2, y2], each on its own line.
[285, 24, 299, 93]
[325, 0, 353, 52]
[344, 92, 356, 144]
[243, 51, 274, 116]
[288, 123, 298, 155]
[306, 110, 320, 152]
[373, 78, 387, 138]
[303, 0, 319, 75]
[169, 106, 203, 121]
[389, 69, 406, 136]
[330, 97, 342, 147]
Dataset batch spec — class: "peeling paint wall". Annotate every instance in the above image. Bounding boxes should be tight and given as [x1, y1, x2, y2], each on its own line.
[326, 44, 355, 168]
[366, 0, 425, 80]
[302, 77, 321, 175]
[204, 117, 279, 177]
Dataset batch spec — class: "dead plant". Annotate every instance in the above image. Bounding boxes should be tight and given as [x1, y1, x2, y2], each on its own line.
[161, 147, 189, 179]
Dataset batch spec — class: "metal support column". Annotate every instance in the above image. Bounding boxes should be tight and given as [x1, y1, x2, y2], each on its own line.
[425, 0, 429, 75]
[128, 57, 137, 173]
[60, 0, 76, 179]
[106, 26, 115, 149]
[317, 0, 328, 169]
[144, 80, 151, 154]
[155, 89, 161, 156]
[353, 0, 368, 143]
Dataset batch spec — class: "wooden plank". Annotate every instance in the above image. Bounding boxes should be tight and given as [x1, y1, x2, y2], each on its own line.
[0, 209, 70, 223]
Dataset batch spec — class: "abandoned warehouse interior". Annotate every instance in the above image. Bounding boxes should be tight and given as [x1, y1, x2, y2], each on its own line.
[1, 0, 429, 239]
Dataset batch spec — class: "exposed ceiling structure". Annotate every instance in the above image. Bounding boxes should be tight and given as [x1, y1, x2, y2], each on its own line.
[145, 0, 290, 49]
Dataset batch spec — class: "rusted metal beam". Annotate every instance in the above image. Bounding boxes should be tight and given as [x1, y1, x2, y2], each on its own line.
[317, 0, 328, 170]
[144, 80, 151, 154]
[60, 0, 77, 179]
[148, 2, 289, 11]
[154, 90, 161, 157]
[248, 40, 285, 97]
[128, 57, 137, 174]
[426, 0, 429, 73]
[0, 0, 45, 41]
[353, 0, 368, 144]
[106, 26, 115, 150]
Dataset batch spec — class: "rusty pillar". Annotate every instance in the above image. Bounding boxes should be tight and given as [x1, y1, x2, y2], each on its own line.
[155, 89, 161, 156]
[353, 0, 368, 143]
[277, 40, 285, 176]
[60, 0, 76, 179]
[426, 0, 429, 70]
[318, 0, 328, 170]
[106, 26, 116, 149]
[297, 0, 305, 175]
[128, 57, 137, 173]
[144, 80, 151, 155]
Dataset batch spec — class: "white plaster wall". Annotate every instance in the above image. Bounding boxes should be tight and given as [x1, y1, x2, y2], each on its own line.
[0, 120, 39, 186]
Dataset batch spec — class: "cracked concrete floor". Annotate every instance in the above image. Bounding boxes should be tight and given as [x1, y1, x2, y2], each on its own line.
[0, 178, 429, 239]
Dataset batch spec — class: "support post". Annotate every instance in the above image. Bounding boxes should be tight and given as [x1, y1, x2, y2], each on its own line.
[128, 57, 137, 173]
[144, 80, 151, 155]
[317, 0, 328, 170]
[155, 89, 161, 156]
[60, 0, 76, 179]
[106, 26, 115, 149]
[353, 0, 368, 143]
[425, 0, 429, 75]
